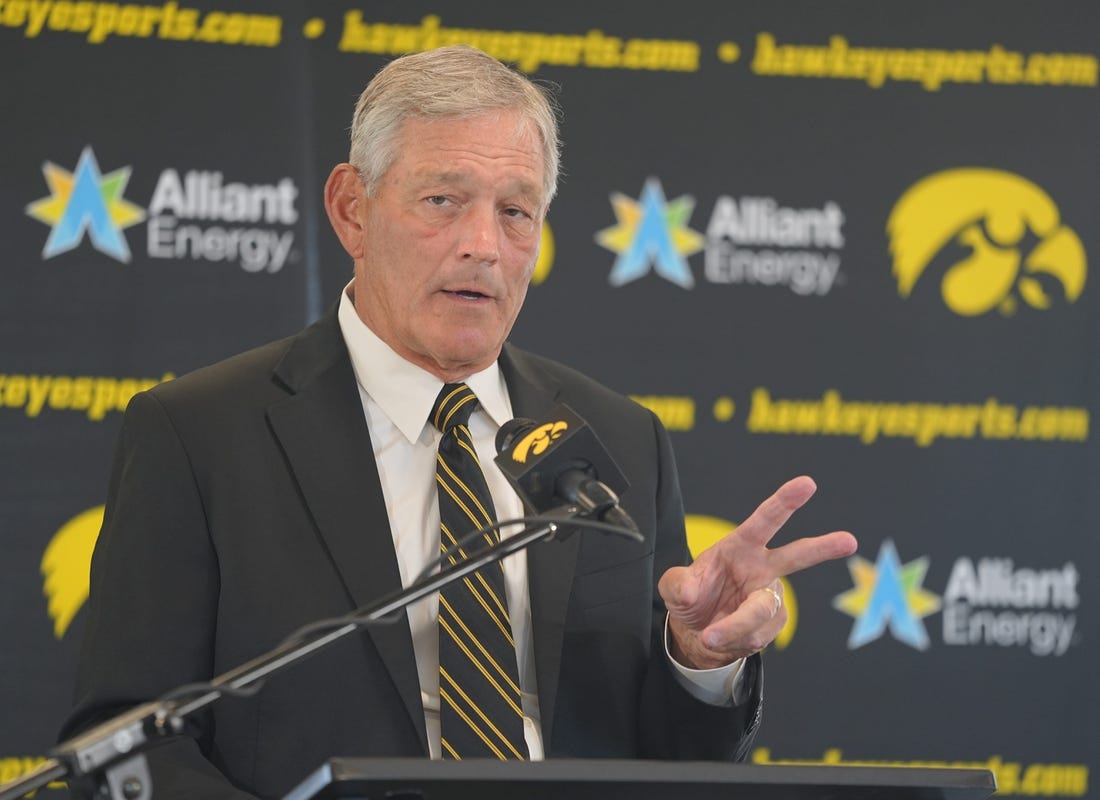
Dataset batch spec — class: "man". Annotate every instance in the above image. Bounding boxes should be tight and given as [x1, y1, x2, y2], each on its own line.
[64, 46, 856, 799]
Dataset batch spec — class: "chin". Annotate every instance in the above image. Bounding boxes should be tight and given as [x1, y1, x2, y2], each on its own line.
[433, 340, 500, 373]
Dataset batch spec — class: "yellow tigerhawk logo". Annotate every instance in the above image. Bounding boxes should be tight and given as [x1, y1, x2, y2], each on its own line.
[887, 169, 1086, 316]
[531, 221, 555, 286]
[685, 515, 796, 650]
[40, 506, 103, 639]
[511, 421, 568, 463]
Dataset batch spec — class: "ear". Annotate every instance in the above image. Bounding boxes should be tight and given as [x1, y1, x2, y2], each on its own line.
[324, 164, 367, 259]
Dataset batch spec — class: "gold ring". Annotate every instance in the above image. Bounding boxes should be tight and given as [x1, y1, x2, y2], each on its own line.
[763, 584, 782, 616]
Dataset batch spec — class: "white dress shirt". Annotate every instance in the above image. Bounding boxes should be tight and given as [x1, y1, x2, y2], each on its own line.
[336, 287, 744, 760]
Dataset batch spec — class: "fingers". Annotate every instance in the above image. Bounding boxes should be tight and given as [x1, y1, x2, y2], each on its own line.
[662, 475, 856, 664]
[699, 581, 788, 656]
[769, 530, 858, 577]
[726, 475, 818, 549]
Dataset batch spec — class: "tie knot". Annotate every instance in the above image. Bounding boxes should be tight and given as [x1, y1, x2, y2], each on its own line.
[431, 383, 479, 434]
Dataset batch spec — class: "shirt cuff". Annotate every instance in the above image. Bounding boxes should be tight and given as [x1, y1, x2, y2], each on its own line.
[663, 614, 748, 707]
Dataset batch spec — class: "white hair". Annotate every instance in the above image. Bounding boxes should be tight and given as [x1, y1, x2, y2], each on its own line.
[349, 45, 561, 206]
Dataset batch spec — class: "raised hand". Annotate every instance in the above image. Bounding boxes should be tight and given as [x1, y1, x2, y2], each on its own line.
[658, 476, 858, 669]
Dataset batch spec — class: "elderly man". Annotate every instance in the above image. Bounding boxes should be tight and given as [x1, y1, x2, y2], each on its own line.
[64, 46, 856, 799]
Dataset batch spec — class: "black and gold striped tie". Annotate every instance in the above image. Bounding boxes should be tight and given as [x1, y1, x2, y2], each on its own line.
[431, 383, 527, 760]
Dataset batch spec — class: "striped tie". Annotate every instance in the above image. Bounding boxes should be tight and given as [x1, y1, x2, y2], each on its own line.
[431, 383, 527, 760]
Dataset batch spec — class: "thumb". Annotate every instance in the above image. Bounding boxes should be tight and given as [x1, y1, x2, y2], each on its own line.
[658, 564, 711, 628]
[658, 565, 696, 612]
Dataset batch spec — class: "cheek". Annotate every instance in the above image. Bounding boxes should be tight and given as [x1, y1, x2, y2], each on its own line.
[510, 285, 531, 319]
[507, 239, 541, 283]
[504, 271, 533, 322]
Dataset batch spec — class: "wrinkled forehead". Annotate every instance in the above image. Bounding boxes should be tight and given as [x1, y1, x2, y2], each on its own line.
[393, 111, 548, 203]
[394, 108, 545, 155]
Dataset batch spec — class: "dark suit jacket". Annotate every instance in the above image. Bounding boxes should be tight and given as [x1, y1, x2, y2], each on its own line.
[63, 310, 761, 799]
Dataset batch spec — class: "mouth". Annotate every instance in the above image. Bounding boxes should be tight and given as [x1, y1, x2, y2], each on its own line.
[444, 289, 491, 301]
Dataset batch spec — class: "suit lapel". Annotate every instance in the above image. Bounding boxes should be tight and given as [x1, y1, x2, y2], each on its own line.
[500, 345, 578, 748]
[266, 311, 427, 753]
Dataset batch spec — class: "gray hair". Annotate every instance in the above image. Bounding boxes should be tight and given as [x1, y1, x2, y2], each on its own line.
[349, 45, 561, 207]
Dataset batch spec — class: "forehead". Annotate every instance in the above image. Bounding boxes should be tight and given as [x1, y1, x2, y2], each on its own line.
[391, 112, 545, 194]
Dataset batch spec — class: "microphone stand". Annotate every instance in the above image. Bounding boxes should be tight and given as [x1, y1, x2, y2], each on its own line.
[1, 506, 621, 800]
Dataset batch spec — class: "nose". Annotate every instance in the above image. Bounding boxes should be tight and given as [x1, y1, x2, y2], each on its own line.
[459, 204, 500, 265]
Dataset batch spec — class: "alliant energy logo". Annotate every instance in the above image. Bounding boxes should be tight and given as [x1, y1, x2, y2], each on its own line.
[27, 146, 299, 273]
[147, 168, 298, 272]
[833, 540, 941, 651]
[943, 557, 1079, 657]
[26, 147, 145, 262]
[596, 178, 703, 289]
[887, 169, 1086, 316]
[596, 177, 846, 295]
[705, 194, 844, 295]
[834, 541, 1081, 657]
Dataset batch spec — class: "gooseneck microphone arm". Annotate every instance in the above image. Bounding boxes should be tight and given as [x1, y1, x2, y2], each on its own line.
[0, 511, 641, 800]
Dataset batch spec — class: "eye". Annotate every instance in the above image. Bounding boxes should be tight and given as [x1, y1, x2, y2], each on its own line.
[502, 208, 538, 237]
[503, 206, 533, 221]
[426, 193, 462, 206]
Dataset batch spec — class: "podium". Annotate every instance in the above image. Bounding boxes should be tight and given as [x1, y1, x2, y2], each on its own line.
[284, 758, 996, 800]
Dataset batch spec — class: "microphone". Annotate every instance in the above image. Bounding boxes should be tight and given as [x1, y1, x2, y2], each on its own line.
[494, 404, 641, 538]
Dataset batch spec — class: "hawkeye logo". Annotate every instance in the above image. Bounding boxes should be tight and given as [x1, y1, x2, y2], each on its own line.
[531, 222, 555, 285]
[597, 177, 846, 294]
[887, 169, 1086, 316]
[26, 147, 145, 263]
[511, 421, 568, 463]
[27, 146, 299, 273]
[833, 540, 941, 650]
[40, 506, 104, 639]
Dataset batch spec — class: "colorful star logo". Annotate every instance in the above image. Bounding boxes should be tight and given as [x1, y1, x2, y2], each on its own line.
[26, 146, 146, 263]
[595, 177, 704, 289]
[833, 540, 942, 650]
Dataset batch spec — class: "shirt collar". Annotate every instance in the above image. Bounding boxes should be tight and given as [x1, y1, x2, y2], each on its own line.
[337, 283, 513, 443]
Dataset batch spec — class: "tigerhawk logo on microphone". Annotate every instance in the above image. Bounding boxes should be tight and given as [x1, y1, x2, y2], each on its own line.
[510, 421, 568, 463]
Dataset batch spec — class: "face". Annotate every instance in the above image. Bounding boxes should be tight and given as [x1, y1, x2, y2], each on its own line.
[335, 111, 546, 382]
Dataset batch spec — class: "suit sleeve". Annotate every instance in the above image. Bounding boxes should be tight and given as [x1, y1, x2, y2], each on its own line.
[61, 391, 258, 800]
[636, 410, 763, 761]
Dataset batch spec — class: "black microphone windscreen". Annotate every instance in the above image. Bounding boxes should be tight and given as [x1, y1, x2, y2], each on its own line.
[493, 404, 629, 514]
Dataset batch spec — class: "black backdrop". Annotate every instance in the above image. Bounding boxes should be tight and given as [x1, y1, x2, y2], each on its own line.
[2, 2, 1095, 797]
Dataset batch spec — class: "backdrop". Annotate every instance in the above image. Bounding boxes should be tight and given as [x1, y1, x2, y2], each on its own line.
[1, 1, 1095, 797]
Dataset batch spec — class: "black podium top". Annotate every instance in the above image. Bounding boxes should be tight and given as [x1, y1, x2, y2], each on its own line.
[284, 758, 997, 800]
